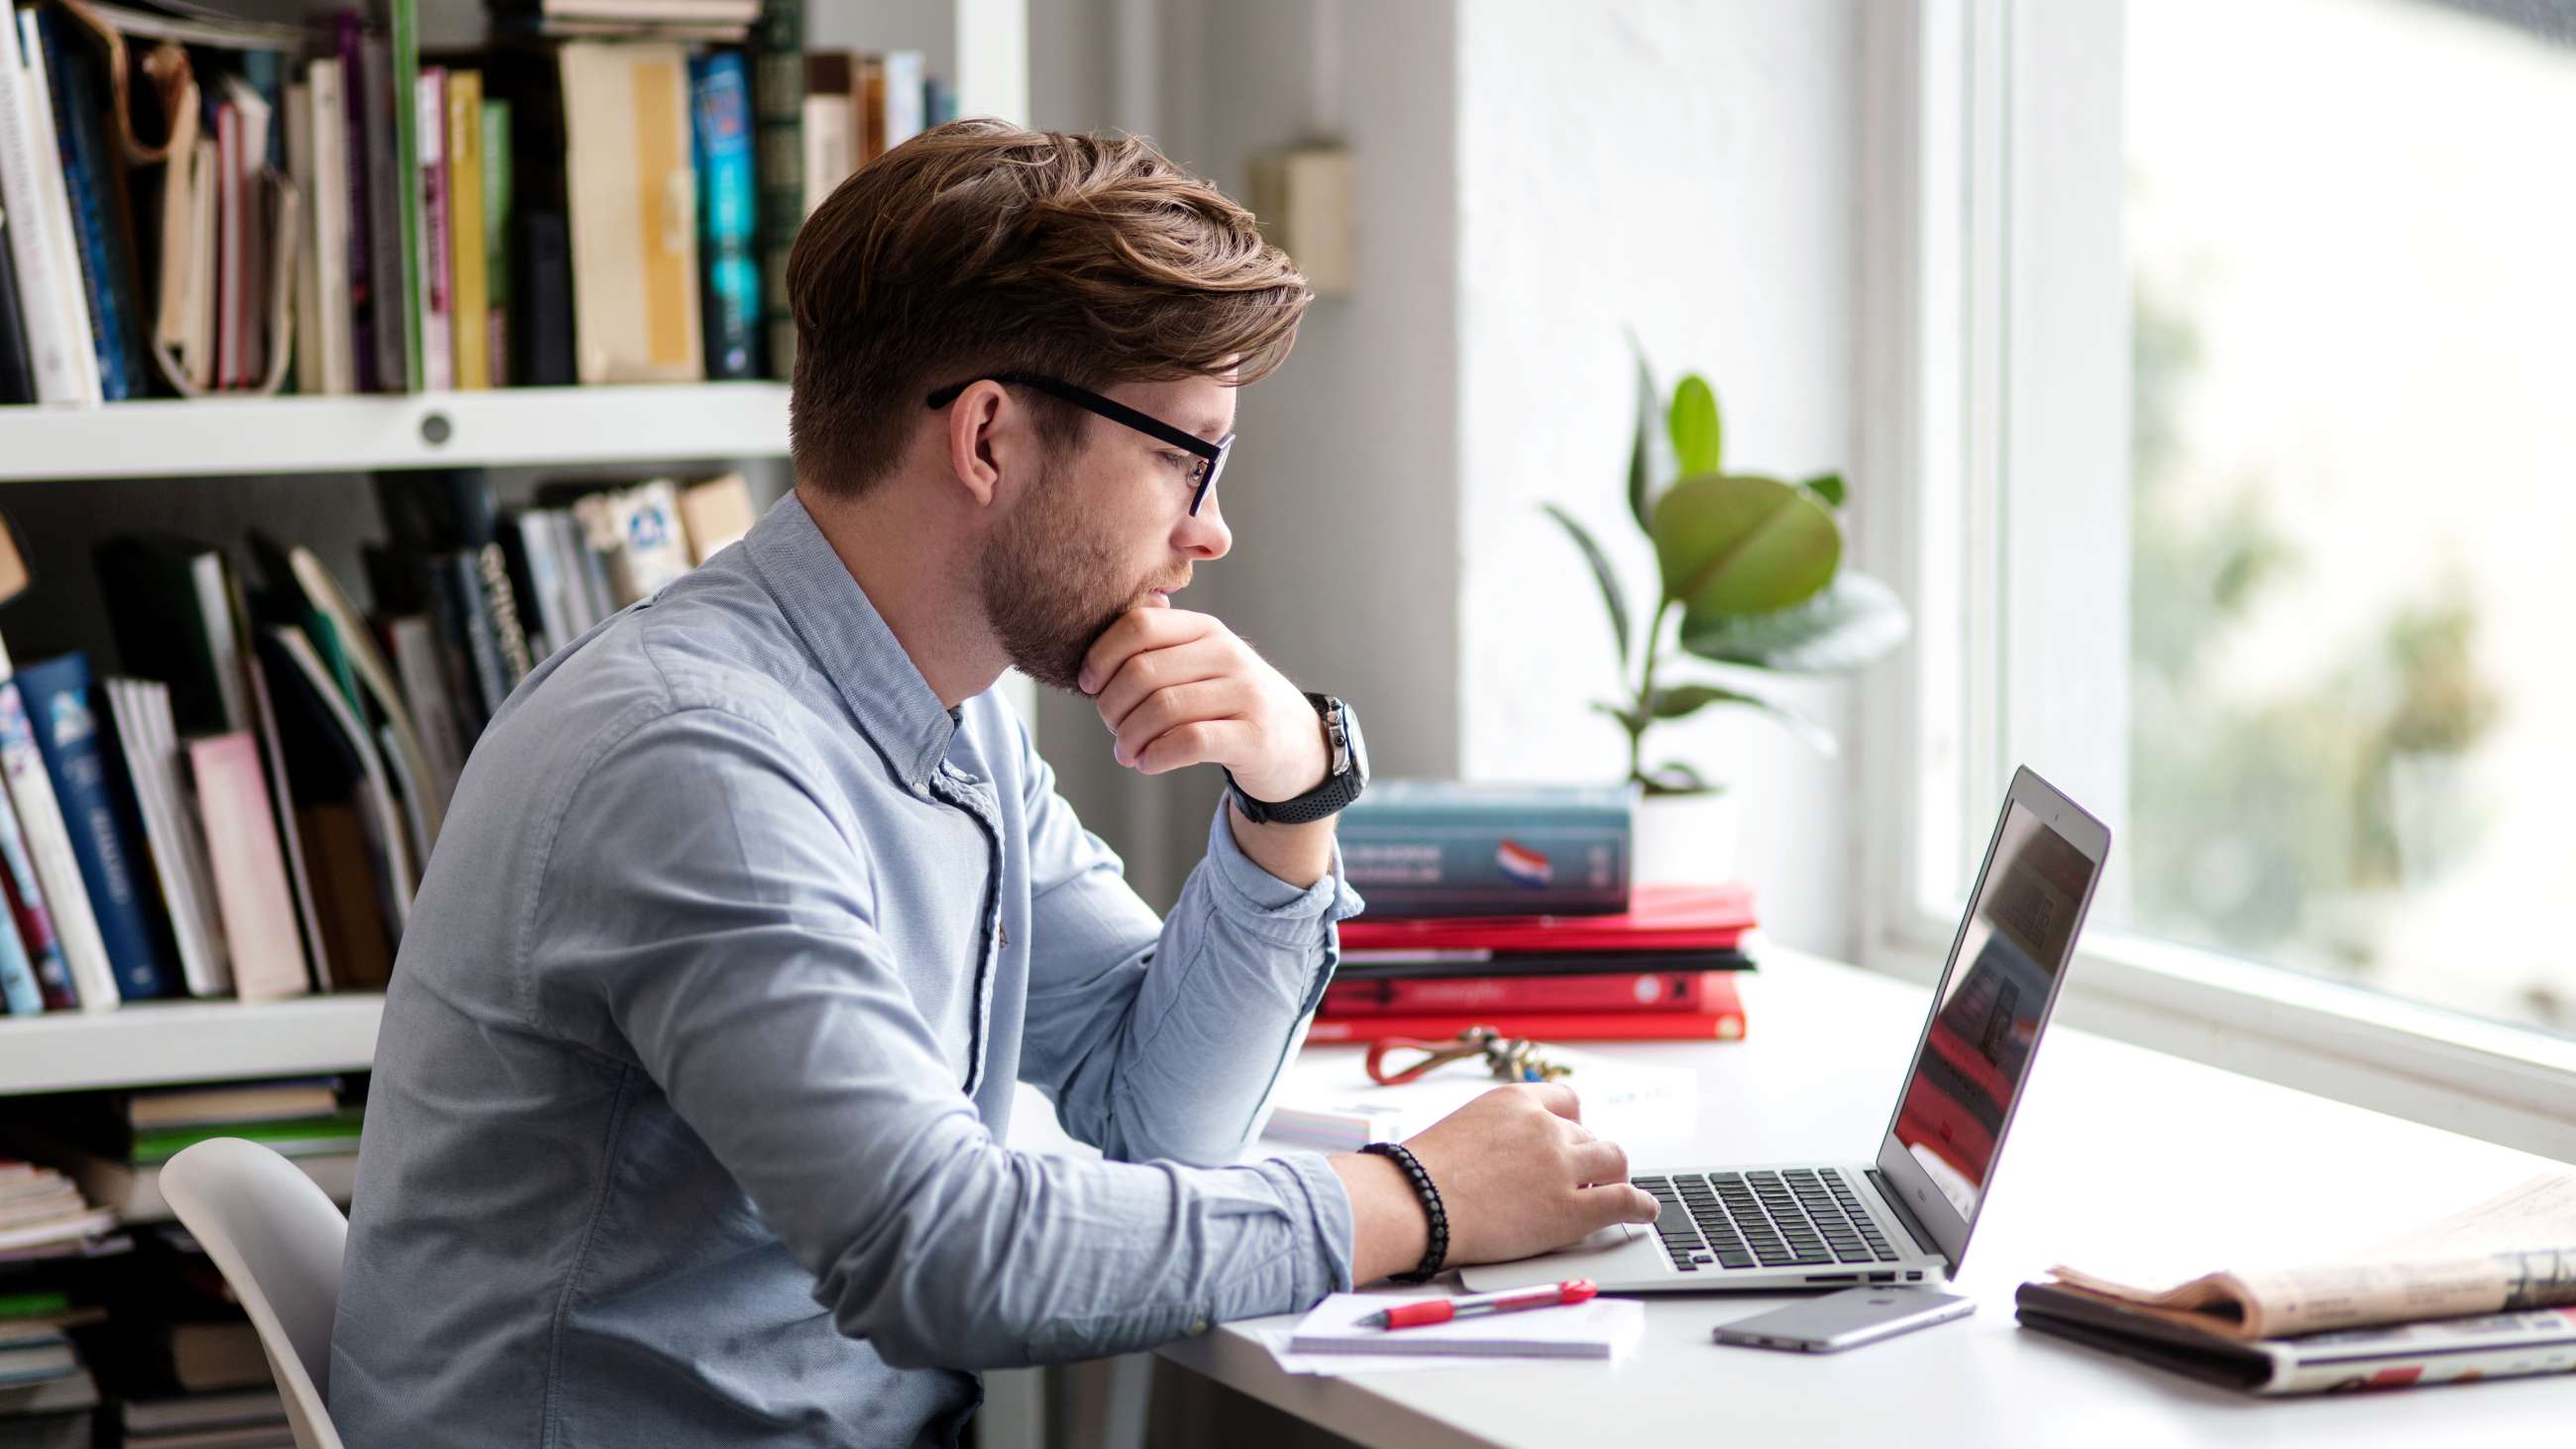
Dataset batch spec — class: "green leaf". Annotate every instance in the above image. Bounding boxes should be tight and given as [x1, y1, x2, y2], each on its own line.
[1648, 681, 1841, 756]
[1589, 700, 1648, 735]
[1802, 472, 1847, 509]
[1676, 571, 1913, 674]
[1541, 503, 1632, 670]
[1667, 374, 1723, 476]
[1652, 473, 1841, 617]
[1642, 761, 1715, 796]
[1625, 333, 1669, 534]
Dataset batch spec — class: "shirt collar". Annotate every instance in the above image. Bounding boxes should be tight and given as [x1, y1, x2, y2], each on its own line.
[742, 492, 959, 790]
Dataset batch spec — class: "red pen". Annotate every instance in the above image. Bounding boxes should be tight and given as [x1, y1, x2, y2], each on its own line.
[1363, 1279, 1598, 1330]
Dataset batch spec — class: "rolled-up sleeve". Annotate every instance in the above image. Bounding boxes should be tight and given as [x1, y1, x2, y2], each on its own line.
[528, 707, 1358, 1368]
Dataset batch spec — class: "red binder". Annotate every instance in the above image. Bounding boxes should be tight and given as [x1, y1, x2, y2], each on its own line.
[1337, 882, 1757, 956]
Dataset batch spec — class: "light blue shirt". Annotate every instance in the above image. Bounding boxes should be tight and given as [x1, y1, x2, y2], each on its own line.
[330, 493, 1364, 1448]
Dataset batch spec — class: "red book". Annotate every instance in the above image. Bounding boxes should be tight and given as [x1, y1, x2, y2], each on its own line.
[1323, 970, 1734, 1016]
[1338, 882, 1757, 956]
[1309, 980, 1748, 1044]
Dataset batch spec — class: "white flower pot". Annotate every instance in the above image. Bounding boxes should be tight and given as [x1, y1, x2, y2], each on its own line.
[1632, 789, 1742, 887]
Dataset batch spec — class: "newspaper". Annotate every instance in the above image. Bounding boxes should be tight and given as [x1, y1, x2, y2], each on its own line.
[2044, 1174, 2576, 1341]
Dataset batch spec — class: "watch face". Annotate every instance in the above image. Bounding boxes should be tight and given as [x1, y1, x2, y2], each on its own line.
[1338, 701, 1369, 786]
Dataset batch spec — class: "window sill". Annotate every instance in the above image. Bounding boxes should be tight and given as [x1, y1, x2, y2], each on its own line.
[1861, 915, 2576, 1165]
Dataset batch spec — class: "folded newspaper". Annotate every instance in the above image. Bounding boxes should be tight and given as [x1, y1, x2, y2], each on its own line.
[2018, 1174, 2576, 1394]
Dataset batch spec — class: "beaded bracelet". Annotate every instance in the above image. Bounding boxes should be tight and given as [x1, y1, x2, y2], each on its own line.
[1358, 1140, 1449, 1285]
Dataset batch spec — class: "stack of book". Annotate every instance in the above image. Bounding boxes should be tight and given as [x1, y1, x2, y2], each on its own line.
[0, 1288, 102, 1449]
[1314, 883, 1759, 1043]
[33, 1079, 364, 1223]
[1315, 778, 1757, 1044]
[75, 1225, 291, 1446]
[0, 1162, 114, 1260]
[0, 0, 956, 403]
[0, 466, 751, 1014]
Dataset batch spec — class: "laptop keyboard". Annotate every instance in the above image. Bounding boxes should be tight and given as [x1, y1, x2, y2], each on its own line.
[1632, 1168, 1900, 1273]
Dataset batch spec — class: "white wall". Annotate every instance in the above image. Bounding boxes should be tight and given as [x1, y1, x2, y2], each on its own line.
[1454, 0, 1866, 955]
[1019, 0, 1871, 953]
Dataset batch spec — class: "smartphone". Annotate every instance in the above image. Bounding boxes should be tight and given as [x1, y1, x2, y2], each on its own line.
[1709, 1287, 1975, 1353]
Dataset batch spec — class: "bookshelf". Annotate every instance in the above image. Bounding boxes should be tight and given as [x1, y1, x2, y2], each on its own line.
[0, 993, 382, 1096]
[0, 382, 792, 482]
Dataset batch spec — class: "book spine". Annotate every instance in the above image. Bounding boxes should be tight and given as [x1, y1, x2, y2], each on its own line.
[447, 70, 487, 391]
[1306, 1005, 1746, 1044]
[35, 10, 141, 400]
[359, 29, 408, 391]
[0, 758, 77, 1011]
[0, 8, 98, 403]
[749, 0, 804, 380]
[0, 835, 38, 1010]
[1322, 971, 1733, 1016]
[284, 79, 321, 395]
[413, 68, 452, 392]
[187, 732, 309, 1002]
[480, 99, 510, 386]
[309, 60, 354, 394]
[16, 658, 176, 1000]
[0, 202, 35, 404]
[216, 102, 243, 389]
[335, 16, 376, 392]
[0, 681, 116, 1010]
[430, 552, 509, 726]
[388, 0, 421, 392]
[691, 52, 761, 380]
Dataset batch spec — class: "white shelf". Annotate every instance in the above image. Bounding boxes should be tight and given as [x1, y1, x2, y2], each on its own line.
[0, 993, 383, 1095]
[0, 383, 792, 482]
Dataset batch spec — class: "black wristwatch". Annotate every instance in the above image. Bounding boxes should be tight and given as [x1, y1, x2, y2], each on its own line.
[1227, 693, 1368, 825]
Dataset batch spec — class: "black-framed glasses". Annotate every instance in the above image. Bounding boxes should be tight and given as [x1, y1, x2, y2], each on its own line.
[926, 371, 1233, 516]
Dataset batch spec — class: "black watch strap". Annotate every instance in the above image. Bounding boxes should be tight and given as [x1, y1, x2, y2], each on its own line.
[1228, 693, 1364, 825]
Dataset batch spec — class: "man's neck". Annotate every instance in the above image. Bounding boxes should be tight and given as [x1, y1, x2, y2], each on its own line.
[797, 480, 1005, 709]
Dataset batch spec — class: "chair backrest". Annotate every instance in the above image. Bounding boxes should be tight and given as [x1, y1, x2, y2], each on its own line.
[159, 1138, 350, 1449]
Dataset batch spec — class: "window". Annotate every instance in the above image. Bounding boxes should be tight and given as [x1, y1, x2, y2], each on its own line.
[1861, 0, 2576, 1152]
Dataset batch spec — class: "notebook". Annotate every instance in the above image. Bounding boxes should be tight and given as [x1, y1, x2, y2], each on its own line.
[1287, 1293, 1645, 1359]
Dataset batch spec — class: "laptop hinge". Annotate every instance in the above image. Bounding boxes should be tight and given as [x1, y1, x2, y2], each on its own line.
[1866, 1169, 1945, 1261]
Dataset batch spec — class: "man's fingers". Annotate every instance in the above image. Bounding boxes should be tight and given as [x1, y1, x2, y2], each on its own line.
[1078, 608, 1211, 696]
[1568, 1137, 1629, 1188]
[1114, 678, 1247, 767]
[1095, 637, 1234, 734]
[1619, 1187, 1664, 1224]
[1526, 1082, 1583, 1122]
[1133, 718, 1247, 776]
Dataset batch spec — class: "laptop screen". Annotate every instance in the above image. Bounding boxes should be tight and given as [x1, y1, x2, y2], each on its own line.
[1886, 791, 2101, 1230]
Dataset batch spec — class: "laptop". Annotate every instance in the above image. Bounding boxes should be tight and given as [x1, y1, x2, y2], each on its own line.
[1458, 766, 2110, 1295]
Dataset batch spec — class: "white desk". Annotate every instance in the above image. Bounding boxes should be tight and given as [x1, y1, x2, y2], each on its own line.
[1155, 951, 2576, 1448]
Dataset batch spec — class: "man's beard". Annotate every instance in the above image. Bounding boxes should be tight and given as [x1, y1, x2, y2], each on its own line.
[978, 460, 1156, 693]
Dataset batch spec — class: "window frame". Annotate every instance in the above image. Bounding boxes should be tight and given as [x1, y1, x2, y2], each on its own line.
[1852, 0, 2576, 1163]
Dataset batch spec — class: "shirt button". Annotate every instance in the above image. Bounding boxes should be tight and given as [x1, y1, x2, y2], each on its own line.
[1191, 1319, 1209, 1334]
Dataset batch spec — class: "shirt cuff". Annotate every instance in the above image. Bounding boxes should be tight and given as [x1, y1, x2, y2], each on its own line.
[1201, 796, 1367, 944]
[1267, 1150, 1360, 1295]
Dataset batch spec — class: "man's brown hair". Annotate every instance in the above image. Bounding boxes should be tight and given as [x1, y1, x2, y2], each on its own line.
[786, 120, 1312, 495]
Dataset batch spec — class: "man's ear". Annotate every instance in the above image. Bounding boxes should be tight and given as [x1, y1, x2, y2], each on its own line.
[944, 380, 1020, 510]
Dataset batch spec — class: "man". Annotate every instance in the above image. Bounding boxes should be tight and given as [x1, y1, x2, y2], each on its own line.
[331, 120, 1659, 1447]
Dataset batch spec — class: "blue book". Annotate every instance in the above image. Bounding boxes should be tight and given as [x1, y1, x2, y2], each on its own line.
[35, 8, 144, 400]
[690, 52, 762, 381]
[0, 879, 38, 1013]
[13, 654, 178, 1000]
[1336, 780, 1637, 919]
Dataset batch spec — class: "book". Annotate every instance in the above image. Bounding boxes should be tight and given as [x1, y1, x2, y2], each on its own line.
[101, 679, 230, 997]
[1338, 780, 1636, 918]
[256, 627, 411, 956]
[1286, 1293, 1645, 1361]
[13, 654, 178, 1001]
[240, 639, 332, 991]
[356, 21, 409, 392]
[1262, 1043, 1696, 1156]
[0, 673, 112, 1011]
[173, 139, 217, 391]
[751, 0, 805, 377]
[690, 52, 760, 380]
[34, 7, 147, 400]
[283, 77, 321, 395]
[412, 67, 452, 392]
[1322, 969, 1742, 1016]
[0, 759, 77, 1011]
[560, 42, 702, 382]
[0, 199, 33, 406]
[479, 97, 511, 385]
[283, 545, 446, 855]
[800, 52, 852, 218]
[1338, 882, 1757, 956]
[1305, 1004, 1747, 1044]
[334, 14, 376, 392]
[94, 536, 252, 739]
[129, 1081, 343, 1130]
[601, 478, 692, 603]
[677, 473, 756, 563]
[186, 732, 308, 1001]
[307, 58, 356, 395]
[0, 830, 39, 1011]
[447, 68, 488, 390]
[381, 616, 466, 799]
[0, 7, 98, 404]
[389, 0, 425, 392]
[877, 50, 924, 156]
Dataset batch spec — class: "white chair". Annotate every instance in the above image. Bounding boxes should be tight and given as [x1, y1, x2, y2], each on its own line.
[159, 1138, 350, 1449]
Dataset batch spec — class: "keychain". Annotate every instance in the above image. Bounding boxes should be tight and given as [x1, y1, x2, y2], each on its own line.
[1363, 1026, 1572, 1087]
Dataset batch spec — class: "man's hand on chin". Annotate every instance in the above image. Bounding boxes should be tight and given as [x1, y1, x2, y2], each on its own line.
[1076, 603, 1338, 887]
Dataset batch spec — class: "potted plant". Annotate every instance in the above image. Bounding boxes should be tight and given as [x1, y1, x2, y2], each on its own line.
[1544, 345, 1911, 883]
